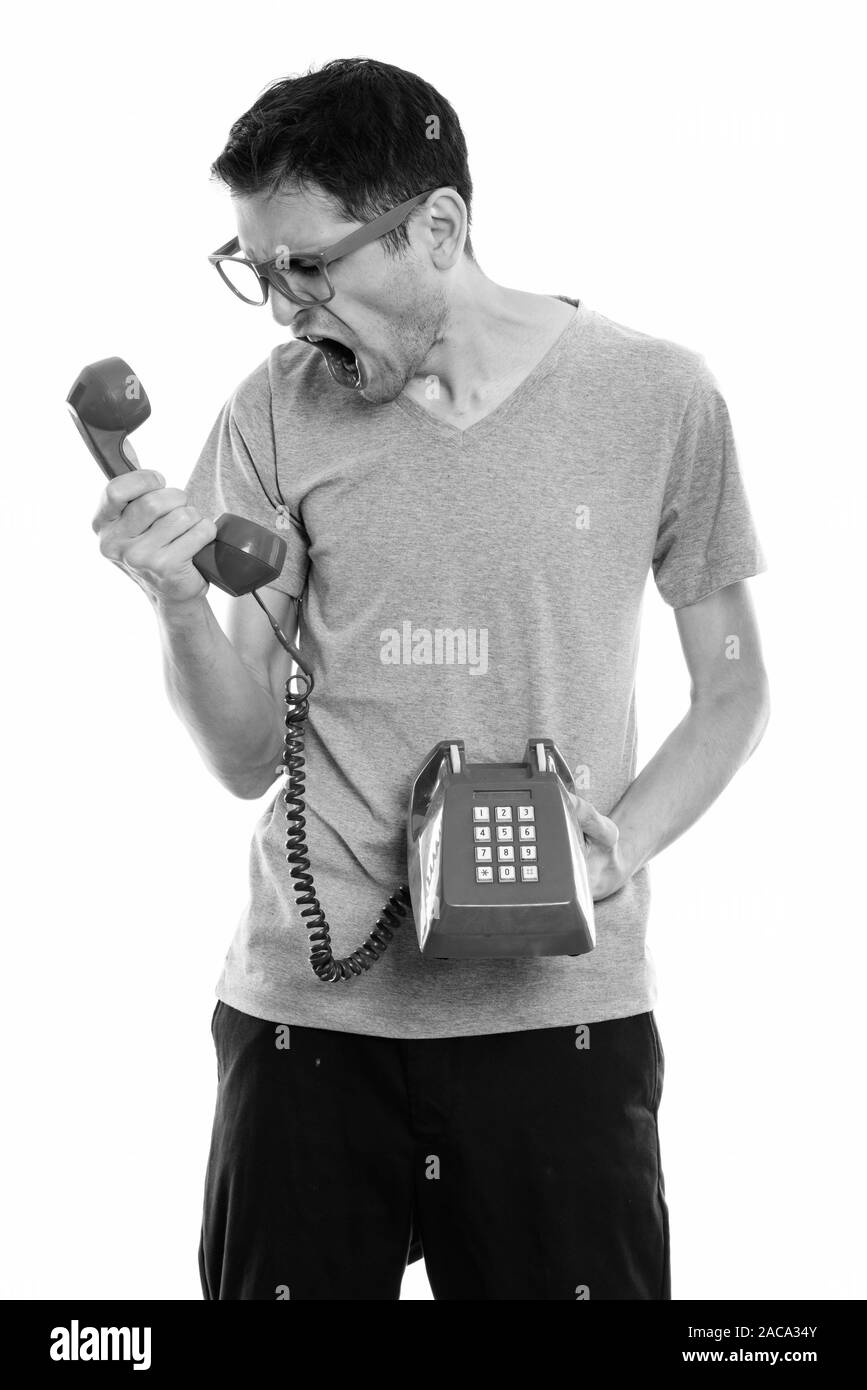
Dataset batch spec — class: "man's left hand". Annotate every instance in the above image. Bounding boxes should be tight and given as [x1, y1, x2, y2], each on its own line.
[573, 797, 634, 901]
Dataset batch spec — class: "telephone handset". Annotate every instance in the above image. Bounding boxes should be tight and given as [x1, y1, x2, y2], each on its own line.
[69, 356, 596, 983]
[67, 357, 289, 600]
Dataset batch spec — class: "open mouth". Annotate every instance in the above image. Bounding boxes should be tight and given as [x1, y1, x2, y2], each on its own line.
[304, 334, 362, 390]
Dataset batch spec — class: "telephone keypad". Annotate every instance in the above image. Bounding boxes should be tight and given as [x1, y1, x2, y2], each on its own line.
[472, 802, 539, 885]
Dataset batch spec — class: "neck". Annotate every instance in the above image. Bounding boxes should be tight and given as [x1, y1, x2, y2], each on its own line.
[409, 265, 572, 414]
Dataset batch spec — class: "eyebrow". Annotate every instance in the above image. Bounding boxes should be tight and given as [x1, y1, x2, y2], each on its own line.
[244, 237, 331, 262]
[242, 244, 296, 264]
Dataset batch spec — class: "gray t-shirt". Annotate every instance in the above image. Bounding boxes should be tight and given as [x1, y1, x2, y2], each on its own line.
[183, 298, 767, 1038]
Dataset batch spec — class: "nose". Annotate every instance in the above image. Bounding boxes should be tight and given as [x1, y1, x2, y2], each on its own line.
[268, 285, 301, 329]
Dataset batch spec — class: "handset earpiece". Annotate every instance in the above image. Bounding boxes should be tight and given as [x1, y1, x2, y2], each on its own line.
[67, 356, 287, 597]
[67, 356, 151, 478]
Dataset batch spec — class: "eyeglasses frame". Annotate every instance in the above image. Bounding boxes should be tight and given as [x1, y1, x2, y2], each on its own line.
[208, 187, 446, 306]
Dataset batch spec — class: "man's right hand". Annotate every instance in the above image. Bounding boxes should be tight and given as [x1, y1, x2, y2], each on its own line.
[92, 469, 219, 606]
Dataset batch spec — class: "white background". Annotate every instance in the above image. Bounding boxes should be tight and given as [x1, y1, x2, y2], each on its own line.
[2, 0, 864, 1301]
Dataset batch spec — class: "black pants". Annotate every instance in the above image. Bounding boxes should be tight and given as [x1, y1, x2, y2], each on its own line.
[199, 1002, 670, 1300]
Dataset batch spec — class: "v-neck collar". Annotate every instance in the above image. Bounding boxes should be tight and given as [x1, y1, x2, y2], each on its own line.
[390, 296, 588, 444]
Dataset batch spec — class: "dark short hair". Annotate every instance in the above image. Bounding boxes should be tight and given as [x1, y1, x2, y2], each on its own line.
[211, 57, 475, 261]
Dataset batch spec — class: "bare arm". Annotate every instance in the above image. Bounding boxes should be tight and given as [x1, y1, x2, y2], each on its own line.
[152, 591, 287, 800]
[579, 580, 771, 896]
[90, 467, 293, 800]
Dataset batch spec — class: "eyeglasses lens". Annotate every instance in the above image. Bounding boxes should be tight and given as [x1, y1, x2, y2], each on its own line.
[218, 256, 331, 305]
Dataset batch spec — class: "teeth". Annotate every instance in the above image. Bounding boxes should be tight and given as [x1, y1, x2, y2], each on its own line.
[306, 335, 323, 342]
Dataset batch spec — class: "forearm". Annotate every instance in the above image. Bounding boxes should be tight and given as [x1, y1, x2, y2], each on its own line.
[150, 592, 280, 798]
[609, 682, 770, 878]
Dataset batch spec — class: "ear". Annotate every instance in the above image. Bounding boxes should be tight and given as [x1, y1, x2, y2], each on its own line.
[421, 188, 469, 268]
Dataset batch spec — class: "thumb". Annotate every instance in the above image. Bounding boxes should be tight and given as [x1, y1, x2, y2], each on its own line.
[574, 796, 620, 849]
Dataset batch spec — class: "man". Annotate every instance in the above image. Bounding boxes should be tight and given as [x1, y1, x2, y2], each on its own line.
[95, 57, 769, 1299]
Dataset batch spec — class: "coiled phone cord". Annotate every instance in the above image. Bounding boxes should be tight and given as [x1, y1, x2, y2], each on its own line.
[254, 590, 412, 983]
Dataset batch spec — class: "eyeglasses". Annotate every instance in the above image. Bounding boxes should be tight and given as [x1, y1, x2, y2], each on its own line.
[208, 188, 443, 307]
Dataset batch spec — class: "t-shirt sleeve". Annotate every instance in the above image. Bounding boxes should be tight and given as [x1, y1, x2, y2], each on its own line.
[182, 367, 310, 600]
[652, 357, 768, 607]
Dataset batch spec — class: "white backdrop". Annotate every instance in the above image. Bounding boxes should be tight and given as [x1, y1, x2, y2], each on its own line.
[2, 0, 864, 1301]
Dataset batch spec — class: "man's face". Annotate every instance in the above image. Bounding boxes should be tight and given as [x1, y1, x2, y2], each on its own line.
[234, 185, 449, 405]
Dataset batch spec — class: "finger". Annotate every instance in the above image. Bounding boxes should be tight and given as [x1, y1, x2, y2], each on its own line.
[91, 469, 165, 533]
[574, 796, 620, 847]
